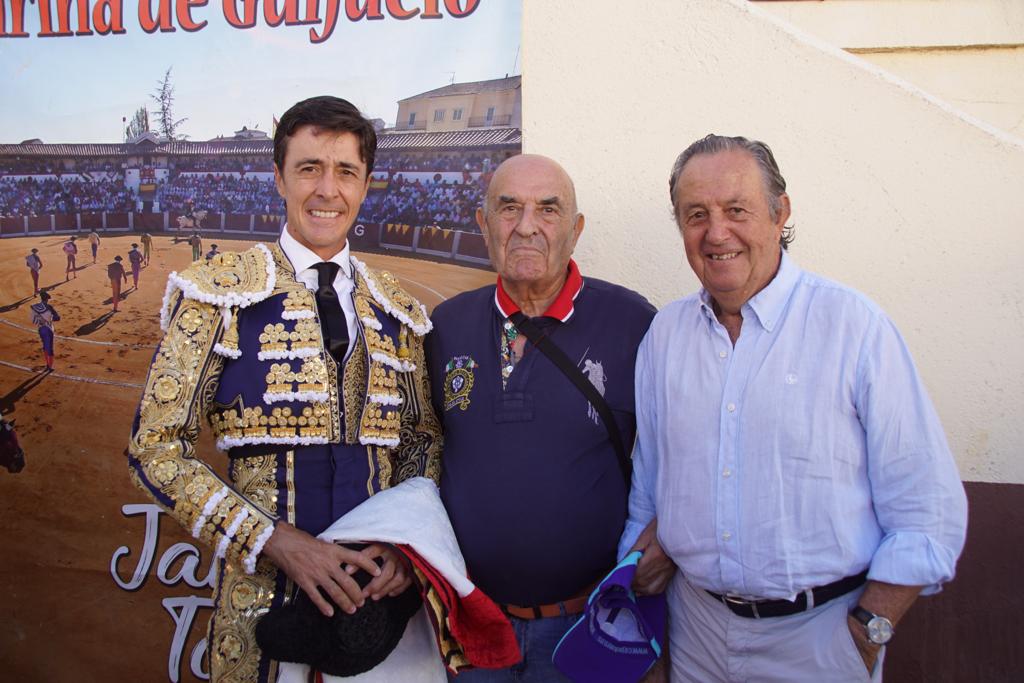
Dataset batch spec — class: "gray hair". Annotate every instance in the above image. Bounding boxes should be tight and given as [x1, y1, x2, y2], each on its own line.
[668, 134, 795, 249]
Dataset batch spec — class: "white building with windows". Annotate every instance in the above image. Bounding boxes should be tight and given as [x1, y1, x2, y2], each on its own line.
[394, 75, 522, 133]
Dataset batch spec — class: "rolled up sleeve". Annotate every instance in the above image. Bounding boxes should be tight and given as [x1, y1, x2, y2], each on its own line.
[856, 315, 968, 593]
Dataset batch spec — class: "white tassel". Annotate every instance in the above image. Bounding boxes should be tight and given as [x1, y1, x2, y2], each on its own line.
[216, 434, 330, 451]
[360, 316, 383, 331]
[262, 390, 329, 404]
[257, 347, 319, 361]
[159, 277, 179, 332]
[244, 524, 276, 575]
[370, 351, 416, 373]
[282, 310, 316, 320]
[213, 343, 242, 359]
[358, 434, 401, 448]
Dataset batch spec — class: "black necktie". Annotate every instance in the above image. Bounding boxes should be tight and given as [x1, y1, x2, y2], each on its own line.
[311, 262, 349, 363]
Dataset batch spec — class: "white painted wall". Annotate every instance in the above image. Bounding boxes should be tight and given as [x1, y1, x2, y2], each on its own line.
[521, 0, 1024, 484]
[757, 0, 1024, 139]
[858, 47, 1024, 139]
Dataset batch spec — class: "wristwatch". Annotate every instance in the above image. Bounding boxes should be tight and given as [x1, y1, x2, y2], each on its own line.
[851, 606, 894, 645]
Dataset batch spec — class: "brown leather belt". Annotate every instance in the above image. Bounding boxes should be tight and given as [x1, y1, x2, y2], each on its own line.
[500, 594, 590, 620]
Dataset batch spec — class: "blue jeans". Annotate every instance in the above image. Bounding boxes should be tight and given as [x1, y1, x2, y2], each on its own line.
[449, 613, 579, 683]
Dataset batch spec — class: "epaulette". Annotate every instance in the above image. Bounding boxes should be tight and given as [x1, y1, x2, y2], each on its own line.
[160, 243, 276, 359]
[351, 256, 432, 337]
[160, 243, 277, 333]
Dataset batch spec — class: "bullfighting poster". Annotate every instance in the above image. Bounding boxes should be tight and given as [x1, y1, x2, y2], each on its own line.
[0, 2, 520, 679]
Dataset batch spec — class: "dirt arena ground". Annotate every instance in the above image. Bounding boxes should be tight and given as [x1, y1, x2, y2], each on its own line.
[0, 234, 493, 681]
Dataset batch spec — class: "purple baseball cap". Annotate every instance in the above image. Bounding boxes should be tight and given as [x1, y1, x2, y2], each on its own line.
[552, 550, 667, 682]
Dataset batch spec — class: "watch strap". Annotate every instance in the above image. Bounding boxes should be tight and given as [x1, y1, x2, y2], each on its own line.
[851, 605, 875, 626]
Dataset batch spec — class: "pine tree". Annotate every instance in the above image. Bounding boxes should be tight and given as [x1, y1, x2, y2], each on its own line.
[124, 106, 150, 141]
[151, 67, 188, 140]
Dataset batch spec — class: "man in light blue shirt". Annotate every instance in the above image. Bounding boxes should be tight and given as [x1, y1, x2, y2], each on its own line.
[620, 135, 967, 682]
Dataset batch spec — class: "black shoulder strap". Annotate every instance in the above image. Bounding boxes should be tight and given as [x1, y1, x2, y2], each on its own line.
[508, 312, 630, 484]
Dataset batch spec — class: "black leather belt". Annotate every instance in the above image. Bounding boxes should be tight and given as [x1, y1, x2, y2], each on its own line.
[706, 570, 868, 619]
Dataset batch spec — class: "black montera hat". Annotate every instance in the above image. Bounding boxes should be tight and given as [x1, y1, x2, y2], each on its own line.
[255, 543, 421, 677]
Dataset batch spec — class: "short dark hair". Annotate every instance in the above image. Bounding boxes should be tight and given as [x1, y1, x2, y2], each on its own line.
[114, 255, 122, 261]
[31, 248, 38, 253]
[273, 96, 377, 177]
[669, 134, 795, 250]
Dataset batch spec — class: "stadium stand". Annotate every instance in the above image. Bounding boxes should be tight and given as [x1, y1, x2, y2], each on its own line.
[0, 126, 520, 267]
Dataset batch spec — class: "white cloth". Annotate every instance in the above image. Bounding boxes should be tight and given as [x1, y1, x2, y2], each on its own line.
[276, 477, 472, 683]
[668, 574, 883, 683]
[279, 226, 358, 361]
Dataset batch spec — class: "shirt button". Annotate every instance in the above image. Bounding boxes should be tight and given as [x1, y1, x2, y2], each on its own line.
[722, 468, 732, 478]
[722, 531, 732, 541]
[719, 350, 727, 359]
[727, 402, 736, 412]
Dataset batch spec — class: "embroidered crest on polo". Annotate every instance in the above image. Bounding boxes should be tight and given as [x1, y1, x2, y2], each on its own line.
[444, 356, 477, 412]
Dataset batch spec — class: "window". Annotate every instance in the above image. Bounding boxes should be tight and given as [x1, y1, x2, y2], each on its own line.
[408, 112, 416, 125]
[452, 108, 463, 121]
[485, 107, 495, 122]
[434, 109, 446, 122]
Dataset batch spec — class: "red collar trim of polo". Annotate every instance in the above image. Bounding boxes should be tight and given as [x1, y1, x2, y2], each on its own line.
[494, 259, 584, 323]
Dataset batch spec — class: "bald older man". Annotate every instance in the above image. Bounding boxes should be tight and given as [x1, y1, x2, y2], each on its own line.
[427, 155, 658, 681]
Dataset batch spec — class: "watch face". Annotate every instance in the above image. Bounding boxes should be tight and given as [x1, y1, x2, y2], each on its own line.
[867, 616, 894, 645]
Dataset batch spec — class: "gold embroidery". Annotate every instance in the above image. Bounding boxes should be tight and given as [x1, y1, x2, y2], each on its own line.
[209, 560, 279, 683]
[369, 268, 430, 332]
[177, 247, 271, 302]
[398, 325, 410, 359]
[230, 454, 277, 516]
[286, 450, 296, 524]
[342, 330, 368, 443]
[212, 400, 333, 444]
[362, 325, 399, 359]
[129, 293, 276, 566]
[259, 323, 289, 355]
[221, 307, 240, 356]
[394, 335, 443, 485]
[212, 449, 281, 683]
[354, 296, 376, 324]
[290, 318, 321, 354]
[258, 318, 320, 358]
[282, 288, 315, 316]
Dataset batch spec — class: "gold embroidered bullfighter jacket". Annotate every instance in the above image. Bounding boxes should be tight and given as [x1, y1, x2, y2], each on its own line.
[126, 241, 442, 682]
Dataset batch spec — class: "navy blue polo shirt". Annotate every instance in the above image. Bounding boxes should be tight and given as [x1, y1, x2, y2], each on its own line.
[428, 265, 655, 606]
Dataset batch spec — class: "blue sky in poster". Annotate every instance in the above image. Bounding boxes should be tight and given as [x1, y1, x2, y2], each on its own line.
[0, 1, 521, 143]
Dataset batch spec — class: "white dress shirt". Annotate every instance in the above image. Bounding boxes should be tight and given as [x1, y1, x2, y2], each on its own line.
[620, 251, 967, 599]
[279, 227, 358, 361]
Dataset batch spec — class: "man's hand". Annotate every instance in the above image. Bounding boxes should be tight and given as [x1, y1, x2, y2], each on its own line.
[846, 580, 923, 675]
[359, 543, 414, 600]
[630, 518, 676, 595]
[847, 614, 882, 674]
[261, 522, 382, 617]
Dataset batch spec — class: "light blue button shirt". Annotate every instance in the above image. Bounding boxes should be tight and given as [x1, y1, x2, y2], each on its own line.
[619, 252, 967, 599]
